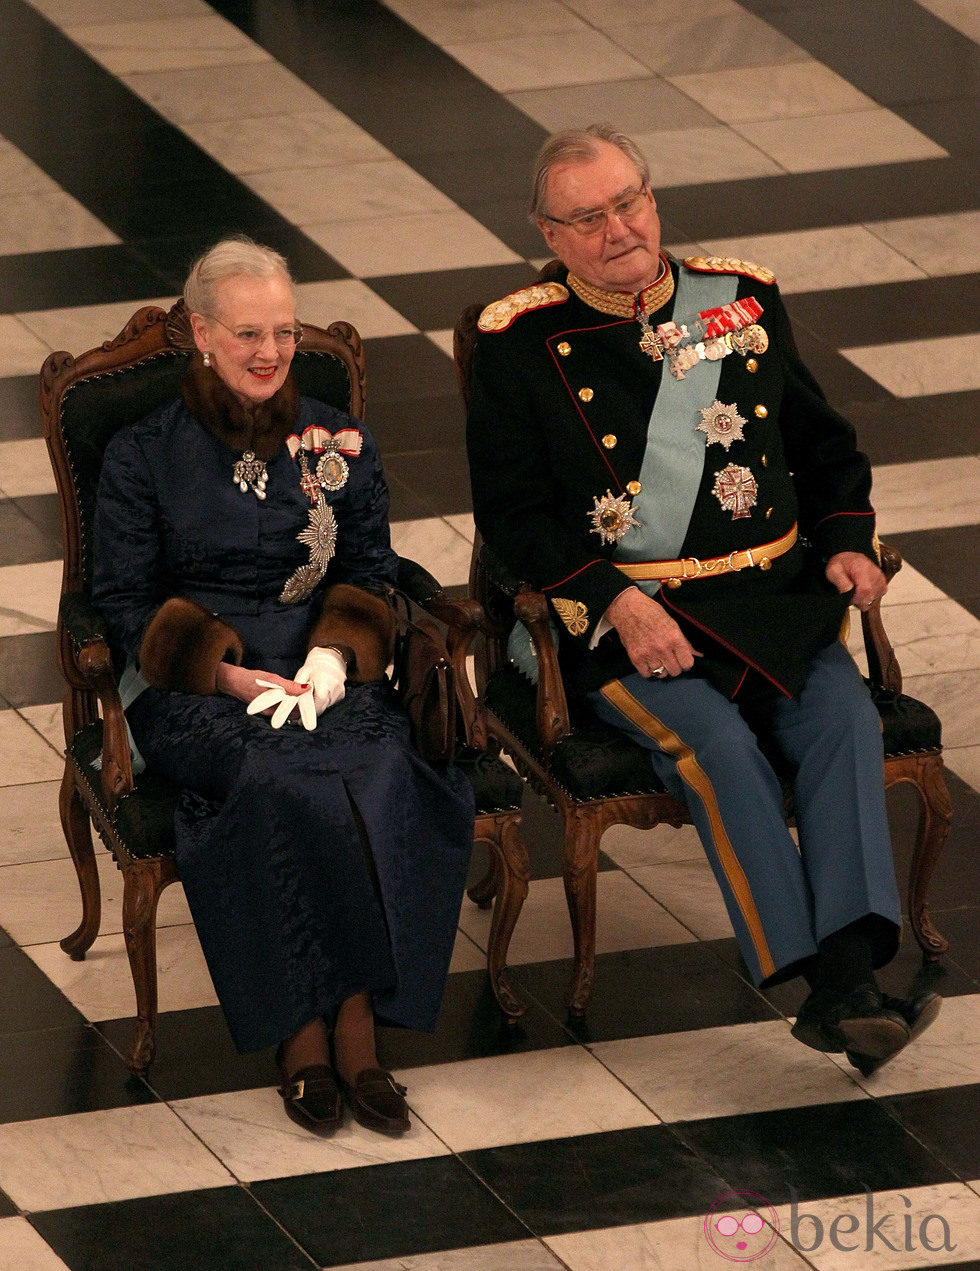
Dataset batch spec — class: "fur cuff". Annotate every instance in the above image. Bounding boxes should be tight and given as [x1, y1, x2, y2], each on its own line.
[139, 597, 244, 694]
[308, 584, 394, 682]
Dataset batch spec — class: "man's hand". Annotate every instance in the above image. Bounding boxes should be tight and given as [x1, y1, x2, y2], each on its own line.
[825, 551, 888, 611]
[606, 586, 698, 678]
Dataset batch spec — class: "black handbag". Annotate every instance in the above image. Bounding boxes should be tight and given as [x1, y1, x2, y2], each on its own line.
[392, 599, 458, 767]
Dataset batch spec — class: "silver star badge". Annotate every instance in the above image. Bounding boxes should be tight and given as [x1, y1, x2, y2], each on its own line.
[697, 400, 747, 450]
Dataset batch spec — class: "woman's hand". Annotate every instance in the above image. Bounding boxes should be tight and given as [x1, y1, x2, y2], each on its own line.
[215, 663, 314, 727]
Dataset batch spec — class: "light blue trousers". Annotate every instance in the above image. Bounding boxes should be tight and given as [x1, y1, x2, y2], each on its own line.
[589, 643, 902, 985]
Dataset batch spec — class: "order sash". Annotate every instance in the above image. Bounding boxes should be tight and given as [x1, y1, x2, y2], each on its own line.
[613, 267, 739, 595]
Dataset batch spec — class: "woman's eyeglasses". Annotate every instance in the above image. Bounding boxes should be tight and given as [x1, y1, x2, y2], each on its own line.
[210, 316, 303, 350]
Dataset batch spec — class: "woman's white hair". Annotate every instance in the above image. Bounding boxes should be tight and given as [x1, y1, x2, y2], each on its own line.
[183, 236, 295, 318]
[530, 123, 652, 220]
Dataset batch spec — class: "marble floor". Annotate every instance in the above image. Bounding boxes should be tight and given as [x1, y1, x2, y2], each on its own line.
[1, 1, 978, 1267]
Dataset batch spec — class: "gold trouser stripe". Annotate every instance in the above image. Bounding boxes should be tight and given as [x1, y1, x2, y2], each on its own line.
[601, 679, 776, 979]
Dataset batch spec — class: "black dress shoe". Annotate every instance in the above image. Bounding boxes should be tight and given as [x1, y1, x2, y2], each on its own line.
[276, 1046, 344, 1134]
[845, 990, 942, 1077]
[791, 983, 909, 1056]
[341, 1067, 410, 1136]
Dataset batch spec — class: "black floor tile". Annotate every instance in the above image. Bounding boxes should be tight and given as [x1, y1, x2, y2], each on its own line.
[462, 1124, 730, 1233]
[32, 1188, 317, 1271]
[97, 1007, 276, 1104]
[930, 907, 980, 987]
[0, 499, 60, 566]
[372, 397, 466, 455]
[884, 1083, 980, 1180]
[0, 246, 174, 314]
[378, 966, 571, 1070]
[850, 394, 980, 466]
[902, 97, 980, 164]
[789, 325, 891, 414]
[675, 1099, 956, 1204]
[787, 275, 980, 347]
[9, 493, 62, 548]
[361, 335, 456, 405]
[0, 1025, 156, 1125]
[0, 377, 39, 442]
[888, 526, 980, 620]
[0, 1189, 16, 1220]
[0, 946, 85, 1036]
[252, 1157, 529, 1267]
[0, 632, 64, 709]
[515, 942, 781, 1043]
[369, 263, 540, 333]
[0, 926, 12, 949]
[385, 448, 474, 518]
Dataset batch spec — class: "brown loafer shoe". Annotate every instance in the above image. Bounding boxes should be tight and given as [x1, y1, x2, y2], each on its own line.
[341, 1067, 410, 1136]
[277, 1048, 344, 1135]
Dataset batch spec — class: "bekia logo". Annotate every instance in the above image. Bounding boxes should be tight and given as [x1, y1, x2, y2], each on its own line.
[705, 1187, 957, 1261]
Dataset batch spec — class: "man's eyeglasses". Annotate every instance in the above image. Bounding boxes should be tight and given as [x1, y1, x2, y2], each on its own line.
[210, 316, 304, 350]
[544, 185, 651, 237]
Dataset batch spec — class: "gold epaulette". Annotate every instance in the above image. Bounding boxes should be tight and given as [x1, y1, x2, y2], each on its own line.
[477, 282, 569, 333]
[683, 255, 776, 286]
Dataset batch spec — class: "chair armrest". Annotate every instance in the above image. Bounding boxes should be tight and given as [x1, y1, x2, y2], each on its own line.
[59, 593, 134, 809]
[862, 541, 903, 693]
[513, 586, 571, 755]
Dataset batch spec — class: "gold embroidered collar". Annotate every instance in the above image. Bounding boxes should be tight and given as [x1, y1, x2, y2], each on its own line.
[567, 255, 675, 319]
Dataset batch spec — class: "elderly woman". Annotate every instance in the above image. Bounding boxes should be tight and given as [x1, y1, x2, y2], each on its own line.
[92, 237, 474, 1136]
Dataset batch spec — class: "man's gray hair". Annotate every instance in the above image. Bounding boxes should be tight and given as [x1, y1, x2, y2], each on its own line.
[530, 123, 652, 220]
[184, 236, 295, 318]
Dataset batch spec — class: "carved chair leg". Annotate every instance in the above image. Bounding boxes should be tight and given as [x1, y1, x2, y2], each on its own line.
[901, 754, 953, 961]
[480, 816, 531, 1019]
[562, 812, 599, 1017]
[466, 847, 499, 909]
[58, 765, 102, 959]
[122, 859, 169, 1076]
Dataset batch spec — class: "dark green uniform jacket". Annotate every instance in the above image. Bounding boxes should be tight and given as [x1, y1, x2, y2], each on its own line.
[466, 256, 879, 699]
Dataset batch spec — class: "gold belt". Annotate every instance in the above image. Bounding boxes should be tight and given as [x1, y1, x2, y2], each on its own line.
[614, 524, 798, 588]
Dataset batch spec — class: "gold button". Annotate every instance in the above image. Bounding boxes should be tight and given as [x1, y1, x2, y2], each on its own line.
[761, 454, 767, 467]
[760, 556, 772, 570]
[666, 577, 682, 589]
[766, 507, 773, 519]
[626, 480, 642, 495]
[557, 341, 571, 356]
[578, 387, 594, 403]
[602, 434, 617, 449]
[746, 358, 758, 372]
[754, 404, 768, 418]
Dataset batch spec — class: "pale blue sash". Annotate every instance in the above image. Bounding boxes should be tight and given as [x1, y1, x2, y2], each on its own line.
[614, 267, 738, 596]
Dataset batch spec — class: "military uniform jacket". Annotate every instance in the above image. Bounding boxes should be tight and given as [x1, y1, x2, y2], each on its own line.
[466, 257, 879, 698]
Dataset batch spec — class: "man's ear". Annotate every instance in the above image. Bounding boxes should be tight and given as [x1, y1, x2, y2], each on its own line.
[538, 218, 560, 256]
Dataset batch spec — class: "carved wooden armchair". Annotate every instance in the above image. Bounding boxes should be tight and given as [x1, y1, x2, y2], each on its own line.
[454, 297, 952, 1017]
[40, 302, 529, 1075]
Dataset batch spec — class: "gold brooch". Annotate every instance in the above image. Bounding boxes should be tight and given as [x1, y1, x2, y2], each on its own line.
[589, 490, 640, 545]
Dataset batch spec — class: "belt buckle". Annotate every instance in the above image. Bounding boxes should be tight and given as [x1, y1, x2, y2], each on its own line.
[681, 557, 702, 580]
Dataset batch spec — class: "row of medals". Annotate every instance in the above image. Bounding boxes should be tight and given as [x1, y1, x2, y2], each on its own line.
[232, 443, 349, 604]
[591, 315, 770, 544]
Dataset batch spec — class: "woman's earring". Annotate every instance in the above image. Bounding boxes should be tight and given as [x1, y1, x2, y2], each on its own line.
[202, 351, 210, 367]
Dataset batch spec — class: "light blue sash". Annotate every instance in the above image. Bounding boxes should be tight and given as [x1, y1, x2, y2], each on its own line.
[614, 268, 738, 595]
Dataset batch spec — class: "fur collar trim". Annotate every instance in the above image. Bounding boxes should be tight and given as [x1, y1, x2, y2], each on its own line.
[181, 355, 300, 460]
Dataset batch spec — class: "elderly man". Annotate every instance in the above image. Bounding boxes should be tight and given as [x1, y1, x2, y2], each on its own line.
[465, 123, 939, 1074]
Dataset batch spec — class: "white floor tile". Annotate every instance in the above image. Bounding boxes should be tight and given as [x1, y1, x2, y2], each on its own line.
[945, 744, 980, 793]
[0, 710, 63, 785]
[601, 821, 704, 869]
[632, 126, 782, 189]
[404, 1047, 659, 1151]
[443, 30, 649, 93]
[0, 317, 58, 378]
[626, 859, 736, 942]
[246, 159, 457, 225]
[737, 109, 946, 173]
[18, 702, 64, 753]
[0, 779, 68, 866]
[592, 1022, 867, 1124]
[901, 667, 980, 750]
[294, 278, 417, 339]
[0, 559, 61, 637]
[386, 0, 588, 44]
[0, 1218, 70, 1271]
[670, 60, 876, 123]
[699, 225, 925, 293]
[123, 62, 327, 124]
[868, 210, 980, 278]
[614, 12, 807, 77]
[171, 1085, 450, 1182]
[0, 439, 58, 499]
[862, 597, 980, 677]
[330, 1241, 567, 1271]
[305, 210, 521, 277]
[769, 1181, 980, 1270]
[17, 298, 177, 359]
[26, 922, 218, 1021]
[0, 1104, 233, 1211]
[842, 333, 980, 398]
[182, 112, 389, 174]
[0, 193, 119, 257]
[66, 15, 269, 75]
[30, 0, 209, 22]
[390, 517, 473, 588]
[870, 457, 980, 535]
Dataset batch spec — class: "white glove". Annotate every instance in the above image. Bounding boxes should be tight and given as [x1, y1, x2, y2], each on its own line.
[294, 646, 347, 714]
[246, 679, 318, 731]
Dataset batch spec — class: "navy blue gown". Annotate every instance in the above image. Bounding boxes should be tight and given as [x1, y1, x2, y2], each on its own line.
[93, 389, 474, 1054]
